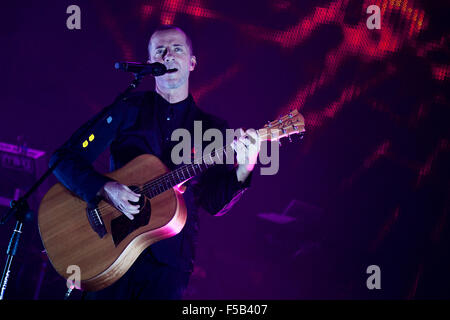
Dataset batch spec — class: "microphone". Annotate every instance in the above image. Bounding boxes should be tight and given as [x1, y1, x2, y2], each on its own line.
[114, 62, 177, 76]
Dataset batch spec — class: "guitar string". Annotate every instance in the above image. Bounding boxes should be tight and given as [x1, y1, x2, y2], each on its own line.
[94, 127, 289, 217]
[94, 140, 238, 217]
[94, 126, 275, 217]
[93, 126, 287, 218]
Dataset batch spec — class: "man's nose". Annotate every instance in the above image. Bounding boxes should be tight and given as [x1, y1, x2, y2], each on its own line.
[164, 51, 175, 63]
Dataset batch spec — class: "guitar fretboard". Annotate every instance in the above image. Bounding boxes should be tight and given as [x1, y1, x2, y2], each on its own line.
[142, 147, 230, 199]
[140, 126, 282, 198]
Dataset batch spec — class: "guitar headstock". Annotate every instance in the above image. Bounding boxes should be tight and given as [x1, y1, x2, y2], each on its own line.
[257, 109, 306, 142]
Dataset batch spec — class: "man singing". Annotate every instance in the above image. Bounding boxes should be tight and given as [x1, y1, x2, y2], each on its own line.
[50, 25, 259, 300]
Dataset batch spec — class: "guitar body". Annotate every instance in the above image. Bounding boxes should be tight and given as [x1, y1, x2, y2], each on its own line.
[38, 154, 187, 292]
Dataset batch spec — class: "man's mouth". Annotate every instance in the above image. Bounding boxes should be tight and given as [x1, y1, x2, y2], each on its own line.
[165, 64, 178, 72]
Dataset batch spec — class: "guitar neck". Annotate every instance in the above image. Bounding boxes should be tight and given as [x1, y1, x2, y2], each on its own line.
[140, 108, 306, 199]
[141, 143, 231, 198]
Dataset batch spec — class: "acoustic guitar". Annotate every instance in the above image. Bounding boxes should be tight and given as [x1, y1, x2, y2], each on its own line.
[38, 110, 305, 291]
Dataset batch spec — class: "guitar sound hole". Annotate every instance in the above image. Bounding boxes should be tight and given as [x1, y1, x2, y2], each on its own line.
[110, 186, 151, 247]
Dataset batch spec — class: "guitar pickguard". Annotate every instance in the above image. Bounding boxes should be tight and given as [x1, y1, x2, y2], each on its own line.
[110, 186, 150, 247]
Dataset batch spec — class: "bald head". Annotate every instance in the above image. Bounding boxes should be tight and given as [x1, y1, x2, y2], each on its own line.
[148, 25, 193, 58]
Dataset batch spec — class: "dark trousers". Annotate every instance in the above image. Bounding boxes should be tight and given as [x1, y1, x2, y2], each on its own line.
[82, 250, 192, 300]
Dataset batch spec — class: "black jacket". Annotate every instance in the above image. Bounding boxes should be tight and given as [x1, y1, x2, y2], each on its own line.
[49, 91, 250, 272]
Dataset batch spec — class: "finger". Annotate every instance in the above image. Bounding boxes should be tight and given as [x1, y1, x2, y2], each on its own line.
[237, 134, 254, 146]
[246, 128, 257, 137]
[120, 194, 137, 205]
[125, 208, 140, 215]
[123, 185, 132, 192]
[241, 138, 252, 146]
[242, 138, 260, 153]
[123, 185, 141, 198]
[233, 140, 243, 152]
[236, 140, 248, 149]
[123, 202, 140, 213]
[116, 203, 134, 219]
[231, 140, 238, 151]
[237, 128, 245, 139]
[123, 211, 134, 220]
[123, 206, 140, 217]
[116, 199, 138, 212]
[236, 144, 249, 156]
[127, 193, 140, 202]
[235, 142, 248, 157]
[245, 130, 258, 143]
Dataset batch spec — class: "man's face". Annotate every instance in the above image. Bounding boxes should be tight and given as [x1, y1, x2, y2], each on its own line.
[148, 29, 196, 90]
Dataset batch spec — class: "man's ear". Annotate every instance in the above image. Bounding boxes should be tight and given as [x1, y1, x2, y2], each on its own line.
[189, 56, 197, 71]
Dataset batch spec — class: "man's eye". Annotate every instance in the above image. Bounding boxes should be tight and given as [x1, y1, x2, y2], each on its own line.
[174, 47, 182, 52]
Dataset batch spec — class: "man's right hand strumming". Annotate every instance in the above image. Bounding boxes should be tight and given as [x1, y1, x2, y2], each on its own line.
[98, 181, 141, 220]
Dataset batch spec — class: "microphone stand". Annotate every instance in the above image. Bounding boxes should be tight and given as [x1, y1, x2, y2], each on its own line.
[0, 71, 147, 300]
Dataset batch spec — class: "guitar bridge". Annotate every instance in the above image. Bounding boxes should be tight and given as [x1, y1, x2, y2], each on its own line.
[86, 206, 107, 238]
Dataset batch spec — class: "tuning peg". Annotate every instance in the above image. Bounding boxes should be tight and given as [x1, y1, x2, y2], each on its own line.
[278, 139, 282, 146]
[288, 135, 292, 142]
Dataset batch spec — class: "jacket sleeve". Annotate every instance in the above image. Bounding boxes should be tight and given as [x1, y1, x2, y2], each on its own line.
[192, 164, 252, 216]
[190, 118, 253, 216]
[48, 96, 139, 205]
